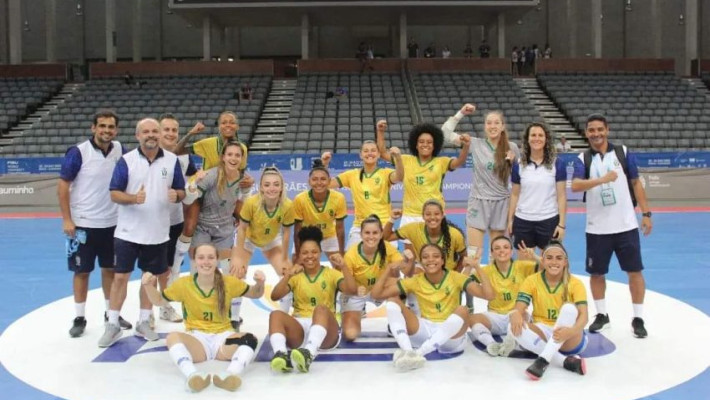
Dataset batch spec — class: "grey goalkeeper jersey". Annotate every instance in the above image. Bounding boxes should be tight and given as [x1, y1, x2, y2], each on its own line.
[197, 167, 250, 228]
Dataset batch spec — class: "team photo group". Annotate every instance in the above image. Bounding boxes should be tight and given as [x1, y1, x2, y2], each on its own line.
[58, 102, 653, 393]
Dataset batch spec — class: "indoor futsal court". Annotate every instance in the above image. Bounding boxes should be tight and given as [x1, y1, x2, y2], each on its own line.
[1, 207, 709, 400]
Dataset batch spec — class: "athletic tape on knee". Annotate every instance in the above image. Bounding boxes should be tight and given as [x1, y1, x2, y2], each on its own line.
[224, 333, 258, 350]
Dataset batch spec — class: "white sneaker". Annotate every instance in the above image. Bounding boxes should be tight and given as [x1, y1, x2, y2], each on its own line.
[213, 372, 242, 392]
[498, 334, 517, 357]
[486, 342, 501, 357]
[186, 371, 211, 393]
[98, 323, 122, 348]
[160, 304, 183, 322]
[135, 320, 159, 341]
[392, 349, 407, 365]
[394, 350, 425, 372]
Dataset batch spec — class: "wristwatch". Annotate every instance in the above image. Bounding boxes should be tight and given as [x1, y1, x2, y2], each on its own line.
[642, 212, 652, 218]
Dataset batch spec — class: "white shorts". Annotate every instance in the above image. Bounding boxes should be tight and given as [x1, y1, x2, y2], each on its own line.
[399, 215, 424, 245]
[244, 235, 282, 253]
[534, 323, 589, 356]
[342, 293, 381, 312]
[409, 318, 465, 354]
[482, 312, 510, 336]
[321, 236, 340, 253]
[187, 330, 235, 361]
[295, 317, 341, 350]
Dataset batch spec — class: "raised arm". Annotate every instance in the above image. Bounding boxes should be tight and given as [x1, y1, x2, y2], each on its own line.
[463, 257, 495, 300]
[441, 103, 476, 145]
[243, 270, 266, 299]
[449, 138, 470, 170]
[320, 151, 341, 189]
[330, 254, 357, 296]
[382, 209, 402, 241]
[173, 121, 206, 155]
[389, 146, 404, 184]
[141, 272, 169, 307]
[375, 120, 392, 163]
[370, 263, 403, 301]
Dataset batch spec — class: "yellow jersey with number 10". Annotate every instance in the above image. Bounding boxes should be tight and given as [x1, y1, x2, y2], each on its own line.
[344, 241, 403, 289]
[477, 260, 538, 314]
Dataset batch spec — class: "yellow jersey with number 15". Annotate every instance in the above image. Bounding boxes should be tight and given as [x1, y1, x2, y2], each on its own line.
[395, 155, 451, 216]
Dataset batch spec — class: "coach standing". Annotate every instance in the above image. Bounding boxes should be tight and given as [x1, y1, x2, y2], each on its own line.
[99, 118, 185, 348]
[572, 114, 652, 338]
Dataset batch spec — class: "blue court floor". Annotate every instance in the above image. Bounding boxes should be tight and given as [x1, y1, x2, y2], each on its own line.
[0, 211, 709, 400]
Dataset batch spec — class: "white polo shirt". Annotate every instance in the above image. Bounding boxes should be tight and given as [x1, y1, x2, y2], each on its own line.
[110, 148, 185, 244]
[572, 143, 639, 235]
[511, 157, 566, 221]
[59, 139, 123, 228]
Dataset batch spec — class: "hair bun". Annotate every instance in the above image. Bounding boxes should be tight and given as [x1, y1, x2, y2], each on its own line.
[312, 159, 324, 169]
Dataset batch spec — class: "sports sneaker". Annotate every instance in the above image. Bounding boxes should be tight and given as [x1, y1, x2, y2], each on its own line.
[185, 371, 211, 393]
[98, 323, 122, 348]
[230, 318, 243, 332]
[160, 305, 183, 322]
[563, 356, 586, 375]
[498, 334, 517, 357]
[632, 317, 648, 338]
[270, 351, 293, 373]
[394, 350, 426, 372]
[213, 372, 242, 392]
[104, 312, 133, 330]
[290, 348, 313, 373]
[525, 357, 550, 380]
[69, 317, 87, 338]
[392, 349, 407, 364]
[485, 342, 501, 357]
[588, 313, 610, 333]
[135, 320, 159, 341]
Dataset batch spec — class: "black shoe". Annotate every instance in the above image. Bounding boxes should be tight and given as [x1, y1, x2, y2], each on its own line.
[230, 318, 244, 332]
[563, 356, 586, 375]
[632, 317, 648, 338]
[104, 312, 133, 330]
[588, 313, 610, 333]
[69, 317, 87, 338]
[525, 357, 550, 380]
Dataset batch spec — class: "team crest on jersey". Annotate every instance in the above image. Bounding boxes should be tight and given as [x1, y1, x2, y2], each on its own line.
[445, 286, 451, 296]
[161, 167, 168, 178]
[428, 165, 434, 171]
[329, 209, 334, 217]
[374, 177, 381, 185]
[321, 281, 327, 290]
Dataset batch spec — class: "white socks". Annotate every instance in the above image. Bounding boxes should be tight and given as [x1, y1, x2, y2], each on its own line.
[139, 309, 152, 323]
[227, 345, 254, 375]
[75, 302, 86, 318]
[471, 323, 495, 347]
[172, 237, 191, 284]
[633, 303, 644, 319]
[219, 259, 231, 275]
[416, 313, 464, 356]
[511, 303, 578, 367]
[107, 309, 120, 325]
[231, 297, 243, 323]
[169, 343, 197, 377]
[386, 301, 412, 351]
[270, 333, 288, 354]
[304, 324, 327, 355]
[279, 292, 293, 313]
[595, 299, 607, 315]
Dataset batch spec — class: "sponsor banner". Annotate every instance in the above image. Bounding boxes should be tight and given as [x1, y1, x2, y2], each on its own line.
[0, 175, 60, 207]
[638, 168, 710, 200]
[2, 152, 710, 175]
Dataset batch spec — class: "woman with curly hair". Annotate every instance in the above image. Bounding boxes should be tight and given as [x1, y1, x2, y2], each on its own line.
[441, 104, 520, 261]
[507, 123, 567, 255]
[376, 119, 469, 234]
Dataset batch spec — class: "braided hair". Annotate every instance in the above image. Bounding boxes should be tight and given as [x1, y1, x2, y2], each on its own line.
[423, 200, 465, 263]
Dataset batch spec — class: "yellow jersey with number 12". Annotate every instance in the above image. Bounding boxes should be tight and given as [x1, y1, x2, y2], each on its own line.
[516, 271, 587, 326]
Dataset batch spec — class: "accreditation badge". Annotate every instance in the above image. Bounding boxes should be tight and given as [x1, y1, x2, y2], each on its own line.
[600, 187, 616, 206]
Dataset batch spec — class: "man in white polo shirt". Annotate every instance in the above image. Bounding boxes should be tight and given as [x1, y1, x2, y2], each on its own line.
[58, 109, 132, 337]
[99, 118, 185, 348]
[572, 114, 653, 339]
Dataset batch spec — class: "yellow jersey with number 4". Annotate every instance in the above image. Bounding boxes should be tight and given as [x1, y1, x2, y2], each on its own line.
[397, 270, 473, 322]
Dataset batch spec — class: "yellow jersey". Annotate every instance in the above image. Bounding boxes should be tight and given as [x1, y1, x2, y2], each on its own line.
[192, 136, 248, 170]
[336, 167, 395, 227]
[344, 241, 404, 289]
[293, 189, 347, 239]
[517, 271, 588, 326]
[397, 270, 473, 322]
[162, 274, 249, 334]
[476, 260, 538, 314]
[394, 155, 451, 216]
[239, 195, 295, 247]
[395, 222, 465, 271]
[288, 266, 344, 318]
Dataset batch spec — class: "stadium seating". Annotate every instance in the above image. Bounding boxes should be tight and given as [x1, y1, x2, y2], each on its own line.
[539, 72, 710, 151]
[0, 77, 62, 133]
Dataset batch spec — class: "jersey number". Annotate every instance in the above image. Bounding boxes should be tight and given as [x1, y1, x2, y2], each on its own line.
[366, 277, 377, 286]
[202, 311, 213, 321]
[502, 292, 512, 301]
[547, 309, 558, 320]
[310, 297, 317, 306]
[364, 191, 370, 199]
[416, 176, 425, 185]
[264, 227, 271, 235]
[435, 303, 442, 313]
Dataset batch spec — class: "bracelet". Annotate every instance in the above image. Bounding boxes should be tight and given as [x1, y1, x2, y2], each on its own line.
[557, 225, 566, 229]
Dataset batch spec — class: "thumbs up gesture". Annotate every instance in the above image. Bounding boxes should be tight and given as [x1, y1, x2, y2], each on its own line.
[135, 184, 146, 204]
[167, 184, 178, 203]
